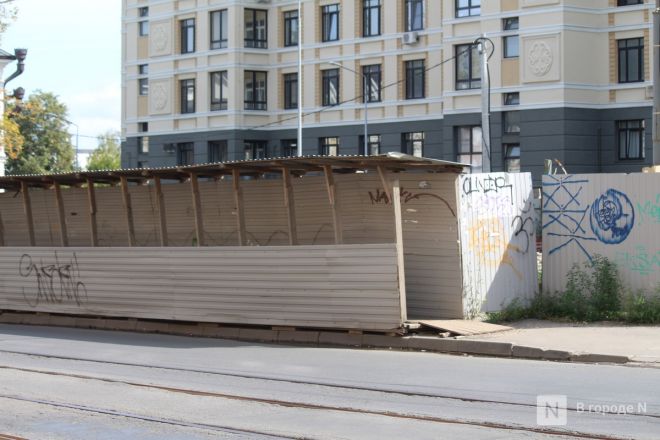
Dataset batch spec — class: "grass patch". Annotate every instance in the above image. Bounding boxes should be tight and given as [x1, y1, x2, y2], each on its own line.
[488, 256, 660, 324]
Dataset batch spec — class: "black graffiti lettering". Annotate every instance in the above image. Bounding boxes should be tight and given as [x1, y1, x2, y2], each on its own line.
[511, 215, 535, 255]
[462, 176, 514, 203]
[19, 252, 88, 308]
[368, 188, 456, 217]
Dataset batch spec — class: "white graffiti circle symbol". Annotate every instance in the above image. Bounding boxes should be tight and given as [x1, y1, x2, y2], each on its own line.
[528, 41, 553, 77]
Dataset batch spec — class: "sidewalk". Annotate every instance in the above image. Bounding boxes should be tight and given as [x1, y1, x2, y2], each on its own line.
[461, 320, 660, 365]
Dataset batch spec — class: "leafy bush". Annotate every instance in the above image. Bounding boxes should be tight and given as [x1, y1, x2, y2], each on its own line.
[487, 256, 660, 324]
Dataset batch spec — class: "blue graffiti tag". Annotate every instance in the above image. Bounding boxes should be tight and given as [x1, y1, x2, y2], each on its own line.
[590, 189, 635, 245]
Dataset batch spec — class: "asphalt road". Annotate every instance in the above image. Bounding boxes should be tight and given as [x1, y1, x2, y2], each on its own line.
[0, 324, 658, 439]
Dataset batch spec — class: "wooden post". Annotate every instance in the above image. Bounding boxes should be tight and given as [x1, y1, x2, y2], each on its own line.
[120, 176, 136, 247]
[54, 182, 69, 247]
[0, 211, 5, 246]
[376, 165, 392, 203]
[190, 173, 205, 247]
[323, 165, 343, 244]
[393, 179, 407, 322]
[154, 177, 168, 247]
[21, 181, 36, 246]
[232, 169, 247, 246]
[282, 168, 298, 245]
[86, 179, 99, 247]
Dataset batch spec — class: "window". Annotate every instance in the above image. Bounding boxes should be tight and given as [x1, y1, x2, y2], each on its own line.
[617, 0, 643, 5]
[284, 10, 298, 47]
[138, 123, 149, 154]
[244, 71, 267, 110]
[456, 0, 480, 18]
[617, 120, 645, 160]
[210, 71, 228, 111]
[405, 60, 425, 99]
[322, 69, 340, 106]
[138, 64, 148, 75]
[280, 139, 298, 157]
[322, 4, 340, 42]
[402, 132, 424, 157]
[504, 92, 520, 105]
[363, 0, 381, 37]
[283, 73, 298, 109]
[319, 137, 339, 156]
[137, 161, 148, 169]
[138, 78, 149, 96]
[210, 10, 228, 49]
[618, 38, 644, 83]
[138, 7, 149, 36]
[504, 144, 521, 173]
[244, 141, 268, 160]
[362, 64, 381, 103]
[503, 17, 519, 58]
[456, 44, 481, 90]
[180, 79, 195, 114]
[180, 18, 195, 54]
[405, 0, 424, 31]
[138, 136, 149, 154]
[359, 134, 381, 156]
[177, 142, 194, 166]
[245, 9, 267, 48]
[503, 111, 521, 134]
[208, 141, 228, 163]
[456, 126, 483, 173]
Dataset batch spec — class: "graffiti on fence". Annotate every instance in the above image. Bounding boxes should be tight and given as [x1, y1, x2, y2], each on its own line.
[637, 194, 660, 225]
[19, 252, 88, 307]
[615, 247, 660, 276]
[367, 188, 456, 217]
[590, 189, 635, 245]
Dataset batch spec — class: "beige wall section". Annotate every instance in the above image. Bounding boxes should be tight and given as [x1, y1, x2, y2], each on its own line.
[501, 59, 519, 87]
[0, 245, 403, 331]
[0, 172, 464, 319]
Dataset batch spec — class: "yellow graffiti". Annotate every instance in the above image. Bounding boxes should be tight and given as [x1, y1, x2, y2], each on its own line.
[467, 218, 522, 280]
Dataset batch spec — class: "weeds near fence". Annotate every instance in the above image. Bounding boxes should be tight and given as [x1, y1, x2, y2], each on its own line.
[488, 256, 660, 324]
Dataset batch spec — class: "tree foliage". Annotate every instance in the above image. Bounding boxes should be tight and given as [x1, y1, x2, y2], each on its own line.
[87, 131, 121, 171]
[0, 0, 17, 41]
[5, 90, 75, 175]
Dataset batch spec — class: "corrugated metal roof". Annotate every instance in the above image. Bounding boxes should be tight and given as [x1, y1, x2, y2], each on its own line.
[0, 153, 470, 189]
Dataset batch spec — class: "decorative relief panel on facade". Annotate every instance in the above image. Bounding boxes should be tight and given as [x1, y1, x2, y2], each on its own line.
[150, 79, 172, 115]
[149, 20, 172, 57]
[521, 0, 560, 7]
[522, 34, 561, 83]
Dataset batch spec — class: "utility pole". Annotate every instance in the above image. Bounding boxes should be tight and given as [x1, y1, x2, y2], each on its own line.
[478, 38, 491, 173]
[653, 1, 660, 164]
[296, 0, 303, 157]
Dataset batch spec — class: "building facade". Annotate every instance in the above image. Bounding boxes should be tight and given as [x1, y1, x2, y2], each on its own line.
[121, 0, 657, 182]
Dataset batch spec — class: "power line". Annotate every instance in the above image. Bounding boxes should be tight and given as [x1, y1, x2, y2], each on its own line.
[249, 44, 477, 130]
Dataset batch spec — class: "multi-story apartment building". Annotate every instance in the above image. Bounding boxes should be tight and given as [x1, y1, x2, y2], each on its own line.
[121, 0, 657, 182]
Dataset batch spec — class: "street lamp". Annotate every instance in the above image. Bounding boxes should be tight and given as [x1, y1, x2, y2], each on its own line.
[45, 113, 80, 168]
[329, 61, 369, 156]
[296, 0, 303, 157]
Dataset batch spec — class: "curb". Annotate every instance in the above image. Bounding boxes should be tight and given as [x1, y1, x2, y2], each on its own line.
[0, 312, 631, 365]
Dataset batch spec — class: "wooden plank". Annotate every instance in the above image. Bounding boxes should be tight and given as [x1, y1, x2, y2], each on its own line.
[0, 211, 4, 246]
[86, 179, 99, 247]
[376, 165, 392, 203]
[418, 320, 512, 336]
[189, 173, 205, 247]
[120, 176, 136, 247]
[54, 182, 69, 247]
[282, 168, 298, 245]
[154, 177, 168, 247]
[232, 169, 247, 246]
[323, 165, 343, 244]
[393, 179, 407, 322]
[21, 181, 35, 246]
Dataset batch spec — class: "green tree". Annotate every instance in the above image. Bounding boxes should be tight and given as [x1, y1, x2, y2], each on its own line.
[5, 90, 75, 175]
[0, 0, 17, 40]
[87, 131, 121, 171]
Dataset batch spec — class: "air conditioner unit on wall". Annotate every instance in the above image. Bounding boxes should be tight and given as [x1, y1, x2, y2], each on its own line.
[402, 32, 419, 45]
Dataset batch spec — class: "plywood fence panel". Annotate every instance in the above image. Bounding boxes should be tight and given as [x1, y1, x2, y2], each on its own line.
[458, 173, 538, 316]
[0, 244, 403, 331]
[543, 173, 660, 293]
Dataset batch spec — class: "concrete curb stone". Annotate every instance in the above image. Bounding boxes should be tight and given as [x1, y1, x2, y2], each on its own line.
[569, 353, 630, 364]
[512, 345, 545, 359]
